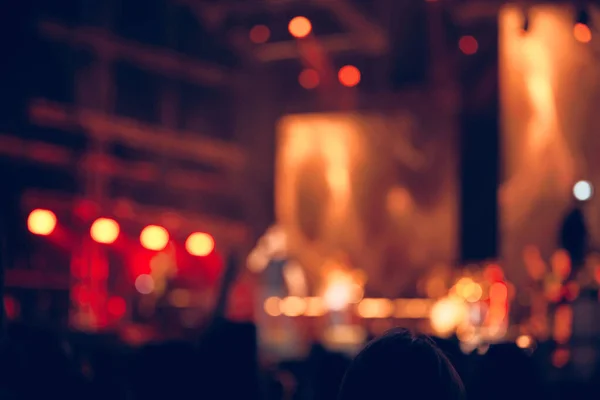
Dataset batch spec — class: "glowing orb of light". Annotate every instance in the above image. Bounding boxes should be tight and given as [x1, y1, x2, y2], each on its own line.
[90, 218, 120, 244]
[27, 209, 57, 236]
[185, 232, 215, 256]
[140, 225, 169, 251]
[573, 180, 593, 201]
[430, 296, 467, 337]
[135, 274, 155, 294]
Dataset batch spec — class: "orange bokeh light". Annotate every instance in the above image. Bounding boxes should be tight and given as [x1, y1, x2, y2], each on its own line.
[140, 225, 169, 251]
[27, 209, 57, 236]
[288, 16, 312, 38]
[573, 23, 592, 43]
[90, 217, 120, 244]
[459, 35, 478, 55]
[186, 232, 215, 256]
[298, 68, 320, 89]
[489, 282, 508, 302]
[249, 24, 271, 44]
[338, 65, 361, 87]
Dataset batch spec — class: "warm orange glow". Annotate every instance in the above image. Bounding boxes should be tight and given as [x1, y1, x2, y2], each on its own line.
[356, 298, 393, 318]
[430, 296, 466, 337]
[465, 282, 483, 302]
[551, 249, 571, 281]
[304, 297, 327, 316]
[483, 264, 504, 282]
[573, 23, 592, 43]
[140, 225, 169, 251]
[249, 24, 271, 44]
[487, 282, 508, 324]
[185, 232, 215, 256]
[459, 35, 478, 55]
[280, 296, 307, 317]
[283, 261, 308, 297]
[90, 218, 120, 244]
[516, 334, 533, 349]
[298, 68, 320, 89]
[489, 282, 508, 302]
[27, 209, 57, 236]
[553, 304, 573, 344]
[288, 16, 312, 38]
[395, 299, 432, 319]
[523, 245, 546, 280]
[264, 296, 282, 316]
[338, 65, 361, 87]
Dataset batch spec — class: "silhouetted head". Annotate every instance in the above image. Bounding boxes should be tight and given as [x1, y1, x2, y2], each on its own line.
[338, 329, 465, 400]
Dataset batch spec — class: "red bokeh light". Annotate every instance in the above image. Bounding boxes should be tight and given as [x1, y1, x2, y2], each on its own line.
[71, 283, 90, 304]
[249, 24, 271, 44]
[299, 69, 320, 89]
[459, 35, 478, 55]
[3, 295, 19, 320]
[338, 65, 361, 87]
[107, 296, 127, 318]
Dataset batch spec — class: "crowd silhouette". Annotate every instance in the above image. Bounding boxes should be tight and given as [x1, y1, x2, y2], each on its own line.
[0, 320, 598, 400]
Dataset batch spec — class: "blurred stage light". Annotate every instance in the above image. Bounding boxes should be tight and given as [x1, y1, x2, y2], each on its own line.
[280, 296, 307, 317]
[140, 225, 169, 251]
[288, 16, 312, 38]
[516, 334, 533, 349]
[264, 296, 282, 316]
[185, 232, 215, 256]
[27, 209, 57, 236]
[573, 180, 593, 201]
[338, 65, 361, 87]
[430, 296, 466, 337]
[249, 24, 270, 44]
[135, 274, 155, 294]
[90, 217, 120, 244]
[299, 68, 320, 89]
[107, 296, 126, 317]
[573, 23, 592, 43]
[459, 35, 478, 55]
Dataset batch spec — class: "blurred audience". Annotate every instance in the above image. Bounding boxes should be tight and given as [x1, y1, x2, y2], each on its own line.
[0, 322, 597, 400]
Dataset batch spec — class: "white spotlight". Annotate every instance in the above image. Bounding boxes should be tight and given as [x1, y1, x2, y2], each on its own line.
[573, 180, 593, 201]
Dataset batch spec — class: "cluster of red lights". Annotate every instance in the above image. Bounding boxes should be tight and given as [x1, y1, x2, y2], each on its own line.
[249, 16, 362, 89]
[26, 208, 215, 256]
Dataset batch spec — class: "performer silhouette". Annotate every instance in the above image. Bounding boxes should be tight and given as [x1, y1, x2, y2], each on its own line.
[558, 204, 588, 268]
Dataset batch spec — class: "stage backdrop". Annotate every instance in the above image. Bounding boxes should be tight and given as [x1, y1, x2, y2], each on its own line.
[499, 4, 600, 285]
[275, 110, 458, 297]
